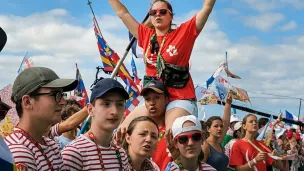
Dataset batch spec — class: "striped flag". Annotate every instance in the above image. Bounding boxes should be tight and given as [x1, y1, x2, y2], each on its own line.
[93, 17, 142, 116]
[74, 64, 89, 108]
[17, 52, 34, 73]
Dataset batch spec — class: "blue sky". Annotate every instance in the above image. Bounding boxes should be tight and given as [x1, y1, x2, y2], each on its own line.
[0, 0, 304, 121]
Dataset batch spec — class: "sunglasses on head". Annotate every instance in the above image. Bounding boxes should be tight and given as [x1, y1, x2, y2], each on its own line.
[175, 132, 202, 144]
[149, 9, 172, 16]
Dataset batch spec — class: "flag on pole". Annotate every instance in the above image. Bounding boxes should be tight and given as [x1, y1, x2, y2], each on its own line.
[128, 32, 144, 58]
[131, 56, 141, 89]
[256, 115, 273, 141]
[285, 110, 298, 127]
[17, 52, 34, 73]
[93, 17, 142, 116]
[74, 64, 89, 108]
[206, 62, 226, 89]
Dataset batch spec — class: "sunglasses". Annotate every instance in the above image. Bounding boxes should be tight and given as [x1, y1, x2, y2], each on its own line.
[175, 132, 202, 144]
[149, 9, 172, 16]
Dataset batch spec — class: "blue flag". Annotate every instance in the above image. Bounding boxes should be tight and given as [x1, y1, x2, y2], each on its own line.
[285, 110, 294, 126]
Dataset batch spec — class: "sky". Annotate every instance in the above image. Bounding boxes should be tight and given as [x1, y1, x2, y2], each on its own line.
[0, 0, 304, 121]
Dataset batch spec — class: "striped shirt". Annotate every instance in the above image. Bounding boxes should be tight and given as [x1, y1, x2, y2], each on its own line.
[48, 123, 60, 139]
[61, 134, 132, 171]
[166, 161, 216, 171]
[4, 127, 66, 170]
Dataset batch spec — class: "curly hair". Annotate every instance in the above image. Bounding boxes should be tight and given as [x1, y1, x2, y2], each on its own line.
[61, 100, 81, 120]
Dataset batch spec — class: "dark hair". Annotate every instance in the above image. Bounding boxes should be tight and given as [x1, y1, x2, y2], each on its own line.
[258, 118, 269, 129]
[61, 101, 81, 120]
[151, 0, 174, 16]
[241, 114, 257, 138]
[143, 89, 169, 97]
[122, 116, 159, 149]
[205, 116, 222, 137]
[13, 89, 40, 118]
[233, 129, 240, 139]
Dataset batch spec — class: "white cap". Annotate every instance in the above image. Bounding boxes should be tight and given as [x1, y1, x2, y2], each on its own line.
[234, 121, 242, 131]
[172, 115, 202, 138]
[230, 114, 239, 123]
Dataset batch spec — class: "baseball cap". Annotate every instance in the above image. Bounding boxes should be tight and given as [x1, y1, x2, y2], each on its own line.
[0, 27, 7, 52]
[172, 115, 202, 138]
[140, 80, 168, 96]
[90, 78, 129, 103]
[12, 67, 78, 102]
[230, 114, 239, 123]
[234, 121, 242, 131]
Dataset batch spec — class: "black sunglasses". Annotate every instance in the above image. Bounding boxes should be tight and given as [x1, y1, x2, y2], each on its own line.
[176, 132, 202, 144]
[32, 91, 67, 103]
[149, 9, 172, 16]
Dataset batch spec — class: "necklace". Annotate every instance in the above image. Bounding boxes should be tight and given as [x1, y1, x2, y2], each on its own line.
[88, 131, 122, 171]
[175, 158, 202, 171]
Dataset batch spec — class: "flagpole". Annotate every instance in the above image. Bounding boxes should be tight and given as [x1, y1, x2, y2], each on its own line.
[17, 51, 28, 73]
[298, 99, 302, 121]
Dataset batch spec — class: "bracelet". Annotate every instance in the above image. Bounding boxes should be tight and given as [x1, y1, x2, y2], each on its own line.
[248, 161, 252, 168]
[253, 158, 257, 164]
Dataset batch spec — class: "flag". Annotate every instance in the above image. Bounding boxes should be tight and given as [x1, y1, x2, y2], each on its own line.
[230, 86, 251, 103]
[225, 68, 241, 79]
[93, 17, 141, 116]
[17, 52, 34, 73]
[195, 86, 219, 105]
[206, 62, 226, 89]
[74, 64, 89, 108]
[215, 76, 230, 101]
[256, 115, 273, 141]
[131, 56, 141, 89]
[128, 32, 144, 58]
[285, 110, 298, 126]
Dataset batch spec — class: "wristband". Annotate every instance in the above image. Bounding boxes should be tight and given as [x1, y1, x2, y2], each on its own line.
[253, 158, 257, 164]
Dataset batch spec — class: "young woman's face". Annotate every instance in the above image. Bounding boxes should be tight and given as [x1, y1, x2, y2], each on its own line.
[175, 121, 203, 159]
[243, 115, 258, 133]
[126, 121, 158, 158]
[150, 1, 173, 30]
[207, 119, 223, 138]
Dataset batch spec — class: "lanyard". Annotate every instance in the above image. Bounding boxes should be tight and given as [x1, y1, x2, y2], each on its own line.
[144, 33, 169, 74]
[158, 126, 166, 141]
[88, 132, 122, 171]
[14, 127, 54, 171]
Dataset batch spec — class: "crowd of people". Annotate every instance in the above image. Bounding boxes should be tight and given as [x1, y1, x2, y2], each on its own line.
[1, 0, 304, 170]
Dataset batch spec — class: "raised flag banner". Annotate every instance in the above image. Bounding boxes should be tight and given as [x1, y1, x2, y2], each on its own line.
[93, 17, 141, 116]
[230, 86, 251, 103]
[129, 32, 144, 58]
[195, 86, 219, 105]
[74, 64, 89, 108]
[215, 76, 230, 101]
[17, 53, 34, 73]
[285, 110, 298, 128]
[131, 56, 141, 89]
[256, 115, 273, 141]
[206, 62, 226, 89]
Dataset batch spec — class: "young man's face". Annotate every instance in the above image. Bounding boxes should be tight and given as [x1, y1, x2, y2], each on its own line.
[89, 91, 126, 133]
[144, 90, 168, 118]
[28, 88, 65, 125]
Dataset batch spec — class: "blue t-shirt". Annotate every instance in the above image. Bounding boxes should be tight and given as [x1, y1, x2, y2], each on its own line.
[57, 135, 73, 150]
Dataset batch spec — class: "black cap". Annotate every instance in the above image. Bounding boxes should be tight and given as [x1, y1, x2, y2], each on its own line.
[0, 27, 7, 52]
[140, 80, 168, 96]
[90, 78, 129, 103]
[0, 98, 11, 111]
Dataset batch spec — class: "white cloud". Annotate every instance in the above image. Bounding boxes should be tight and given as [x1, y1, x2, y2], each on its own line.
[239, 0, 304, 11]
[243, 13, 285, 32]
[279, 20, 297, 31]
[0, 8, 304, 117]
[223, 8, 240, 15]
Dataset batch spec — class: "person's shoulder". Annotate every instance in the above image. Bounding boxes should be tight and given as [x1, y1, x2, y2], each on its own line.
[200, 161, 217, 171]
[4, 132, 24, 145]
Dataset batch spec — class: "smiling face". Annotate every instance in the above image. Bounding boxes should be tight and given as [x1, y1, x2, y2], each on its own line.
[150, 1, 173, 30]
[126, 120, 158, 158]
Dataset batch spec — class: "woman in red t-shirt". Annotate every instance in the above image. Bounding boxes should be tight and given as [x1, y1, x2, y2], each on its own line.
[229, 114, 283, 170]
[108, 0, 216, 129]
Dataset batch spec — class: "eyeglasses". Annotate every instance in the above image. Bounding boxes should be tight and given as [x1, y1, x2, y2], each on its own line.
[0, 109, 8, 120]
[175, 132, 202, 144]
[33, 91, 67, 103]
[149, 9, 172, 16]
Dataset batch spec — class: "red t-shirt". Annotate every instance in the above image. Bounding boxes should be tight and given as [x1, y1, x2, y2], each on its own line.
[152, 126, 173, 171]
[229, 139, 274, 170]
[138, 15, 199, 101]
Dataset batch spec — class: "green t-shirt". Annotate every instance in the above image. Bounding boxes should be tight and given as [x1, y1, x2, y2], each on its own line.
[221, 134, 232, 147]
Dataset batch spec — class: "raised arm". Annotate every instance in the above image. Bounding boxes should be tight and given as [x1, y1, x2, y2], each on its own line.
[108, 0, 140, 39]
[219, 92, 232, 143]
[196, 0, 216, 32]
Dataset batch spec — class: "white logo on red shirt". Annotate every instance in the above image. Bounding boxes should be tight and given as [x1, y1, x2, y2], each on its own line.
[166, 45, 178, 57]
